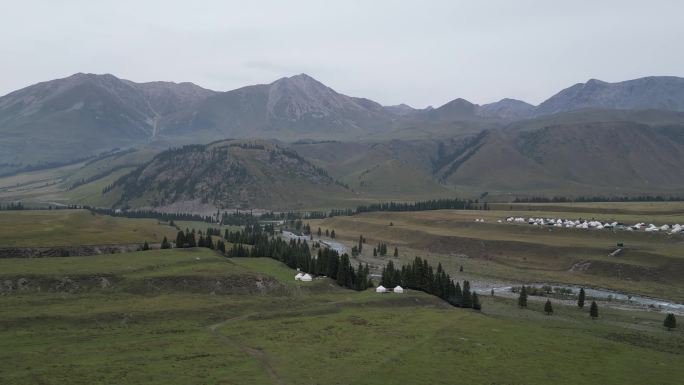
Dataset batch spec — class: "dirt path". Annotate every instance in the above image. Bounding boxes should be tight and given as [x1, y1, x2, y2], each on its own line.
[207, 313, 284, 385]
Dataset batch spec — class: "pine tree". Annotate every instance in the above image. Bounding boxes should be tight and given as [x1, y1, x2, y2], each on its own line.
[317, 227, 322, 237]
[325, 229, 330, 237]
[453, 282, 463, 305]
[175, 231, 186, 248]
[544, 299, 553, 315]
[664, 313, 677, 330]
[187, 230, 197, 247]
[518, 285, 528, 308]
[160, 236, 171, 249]
[373, 248, 377, 256]
[331, 230, 336, 239]
[142, 241, 150, 251]
[472, 292, 481, 311]
[394, 247, 398, 257]
[462, 281, 473, 308]
[578, 288, 586, 308]
[589, 301, 599, 319]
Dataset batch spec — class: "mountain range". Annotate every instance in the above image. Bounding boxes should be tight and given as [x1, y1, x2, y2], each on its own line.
[2, 73, 684, 169]
[1, 72, 684, 207]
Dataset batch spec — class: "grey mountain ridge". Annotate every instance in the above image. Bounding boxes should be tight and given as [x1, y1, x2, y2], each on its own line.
[1, 73, 684, 166]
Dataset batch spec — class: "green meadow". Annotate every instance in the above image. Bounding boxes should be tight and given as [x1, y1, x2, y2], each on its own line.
[1, 248, 682, 385]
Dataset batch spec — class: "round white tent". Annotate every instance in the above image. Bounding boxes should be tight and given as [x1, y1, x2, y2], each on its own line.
[294, 273, 303, 280]
[393, 285, 404, 294]
[300, 273, 313, 282]
[376, 285, 387, 293]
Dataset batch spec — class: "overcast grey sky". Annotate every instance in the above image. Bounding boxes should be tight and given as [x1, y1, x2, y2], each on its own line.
[1, 0, 683, 107]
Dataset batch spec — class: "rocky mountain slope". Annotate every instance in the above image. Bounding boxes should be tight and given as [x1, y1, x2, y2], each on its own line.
[0, 73, 214, 166]
[160, 74, 397, 141]
[104, 140, 352, 210]
[535, 76, 684, 116]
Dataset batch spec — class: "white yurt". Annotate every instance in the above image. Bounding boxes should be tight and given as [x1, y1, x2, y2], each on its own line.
[393, 285, 404, 294]
[295, 273, 303, 281]
[300, 273, 313, 282]
[376, 285, 387, 293]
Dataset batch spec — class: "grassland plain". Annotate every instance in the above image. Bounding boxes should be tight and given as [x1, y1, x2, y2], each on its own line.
[0, 210, 176, 247]
[310, 206, 684, 301]
[0, 249, 682, 385]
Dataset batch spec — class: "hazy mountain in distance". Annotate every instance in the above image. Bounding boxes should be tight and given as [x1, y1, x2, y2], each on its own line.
[0, 73, 214, 165]
[3, 72, 684, 171]
[383, 103, 422, 117]
[161, 74, 395, 140]
[535, 76, 684, 116]
[479, 98, 535, 120]
[423, 98, 480, 121]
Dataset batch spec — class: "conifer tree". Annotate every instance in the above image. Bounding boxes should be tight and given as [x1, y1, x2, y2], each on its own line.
[544, 299, 553, 315]
[454, 282, 463, 305]
[462, 281, 473, 308]
[142, 241, 150, 251]
[317, 227, 322, 237]
[330, 230, 336, 239]
[394, 247, 398, 257]
[472, 292, 481, 311]
[589, 301, 599, 319]
[664, 313, 676, 330]
[373, 248, 377, 256]
[325, 229, 330, 237]
[578, 288, 586, 308]
[518, 285, 528, 308]
[161, 236, 171, 249]
[175, 231, 186, 248]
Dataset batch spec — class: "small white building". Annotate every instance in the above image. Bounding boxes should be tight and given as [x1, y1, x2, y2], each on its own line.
[294, 273, 303, 280]
[300, 273, 313, 282]
[393, 285, 404, 294]
[376, 285, 387, 293]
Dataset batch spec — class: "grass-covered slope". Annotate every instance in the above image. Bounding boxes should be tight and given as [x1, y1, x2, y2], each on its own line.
[0, 249, 682, 385]
[0, 209, 176, 247]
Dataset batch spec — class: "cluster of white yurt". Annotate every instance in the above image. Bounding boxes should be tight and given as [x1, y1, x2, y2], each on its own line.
[506, 217, 527, 223]
[503, 216, 682, 234]
[376, 285, 404, 293]
[474, 218, 485, 222]
[294, 273, 313, 281]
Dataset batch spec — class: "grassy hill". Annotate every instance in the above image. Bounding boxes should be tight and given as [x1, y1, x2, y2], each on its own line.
[1, 248, 682, 384]
[103, 140, 356, 211]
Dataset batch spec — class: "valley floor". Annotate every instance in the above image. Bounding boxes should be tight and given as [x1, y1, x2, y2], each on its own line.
[310, 203, 684, 303]
[0, 207, 682, 384]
